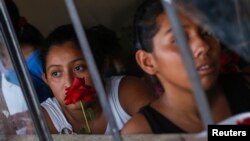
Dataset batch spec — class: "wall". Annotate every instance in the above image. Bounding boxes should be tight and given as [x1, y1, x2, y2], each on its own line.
[14, 0, 140, 36]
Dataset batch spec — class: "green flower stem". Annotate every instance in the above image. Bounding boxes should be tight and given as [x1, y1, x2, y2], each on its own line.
[80, 101, 91, 134]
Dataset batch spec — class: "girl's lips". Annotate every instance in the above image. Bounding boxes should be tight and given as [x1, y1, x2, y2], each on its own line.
[197, 64, 216, 76]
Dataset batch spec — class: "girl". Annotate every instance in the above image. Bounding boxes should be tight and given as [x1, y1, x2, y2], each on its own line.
[122, 0, 250, 134]
[40, 24, 154, 134]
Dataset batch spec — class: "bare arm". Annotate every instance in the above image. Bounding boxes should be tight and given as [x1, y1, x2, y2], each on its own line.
[118, 76, 155, 115]
[121, 113, 152, 134]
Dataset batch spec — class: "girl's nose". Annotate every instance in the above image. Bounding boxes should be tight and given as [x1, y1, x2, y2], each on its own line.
[191, 36, 210, 58]
[64, 72, 74, 89]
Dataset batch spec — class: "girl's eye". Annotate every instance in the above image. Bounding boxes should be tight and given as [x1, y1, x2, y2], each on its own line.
[200, 30, 213, 38]
[74, 65, 85, 72]
[170, 37, 176, 44]
[169, 32, 188, 44]
[168, 34, 177, 44]
[51, 71, 61, 78]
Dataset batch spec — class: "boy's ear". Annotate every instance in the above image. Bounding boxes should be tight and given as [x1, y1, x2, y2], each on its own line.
[42, 73, 48, 84]
[135, 50, 157, 75]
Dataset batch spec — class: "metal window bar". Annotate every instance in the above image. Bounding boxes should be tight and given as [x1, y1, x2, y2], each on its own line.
[64, 0, 122, 141]
[161, 0, 214, 129]
[0, 0, 53, 140]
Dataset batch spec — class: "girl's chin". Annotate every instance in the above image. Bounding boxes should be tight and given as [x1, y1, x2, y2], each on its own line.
[65, 101, 96, 109]
[201, 79, 217, 91]
[65, 102, 81, 109]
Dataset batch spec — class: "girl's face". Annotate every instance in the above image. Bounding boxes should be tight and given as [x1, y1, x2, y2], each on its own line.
[43, 41, 94, 109]
[151, 13, 220, 92]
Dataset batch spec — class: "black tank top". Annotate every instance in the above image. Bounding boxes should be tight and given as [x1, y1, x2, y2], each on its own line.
[139, 73, 250, 134]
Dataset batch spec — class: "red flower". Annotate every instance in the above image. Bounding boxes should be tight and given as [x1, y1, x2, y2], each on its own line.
[237, 117, 250, 125]
[64, 77, 96, 105]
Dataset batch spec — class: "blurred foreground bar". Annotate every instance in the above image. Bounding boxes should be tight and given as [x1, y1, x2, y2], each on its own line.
[6, 134, 207, 141]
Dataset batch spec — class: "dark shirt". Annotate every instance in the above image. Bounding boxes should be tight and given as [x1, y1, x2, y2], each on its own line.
[139, 73, 250, 134]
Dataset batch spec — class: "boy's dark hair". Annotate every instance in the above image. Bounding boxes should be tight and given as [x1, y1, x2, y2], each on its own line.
[134, 0, 163, 52]
[19, 23, 44, 48]
[86, 25, 121, 61]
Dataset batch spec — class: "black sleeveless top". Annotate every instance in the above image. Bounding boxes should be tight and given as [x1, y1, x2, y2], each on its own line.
[139, 73, 250, 134]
